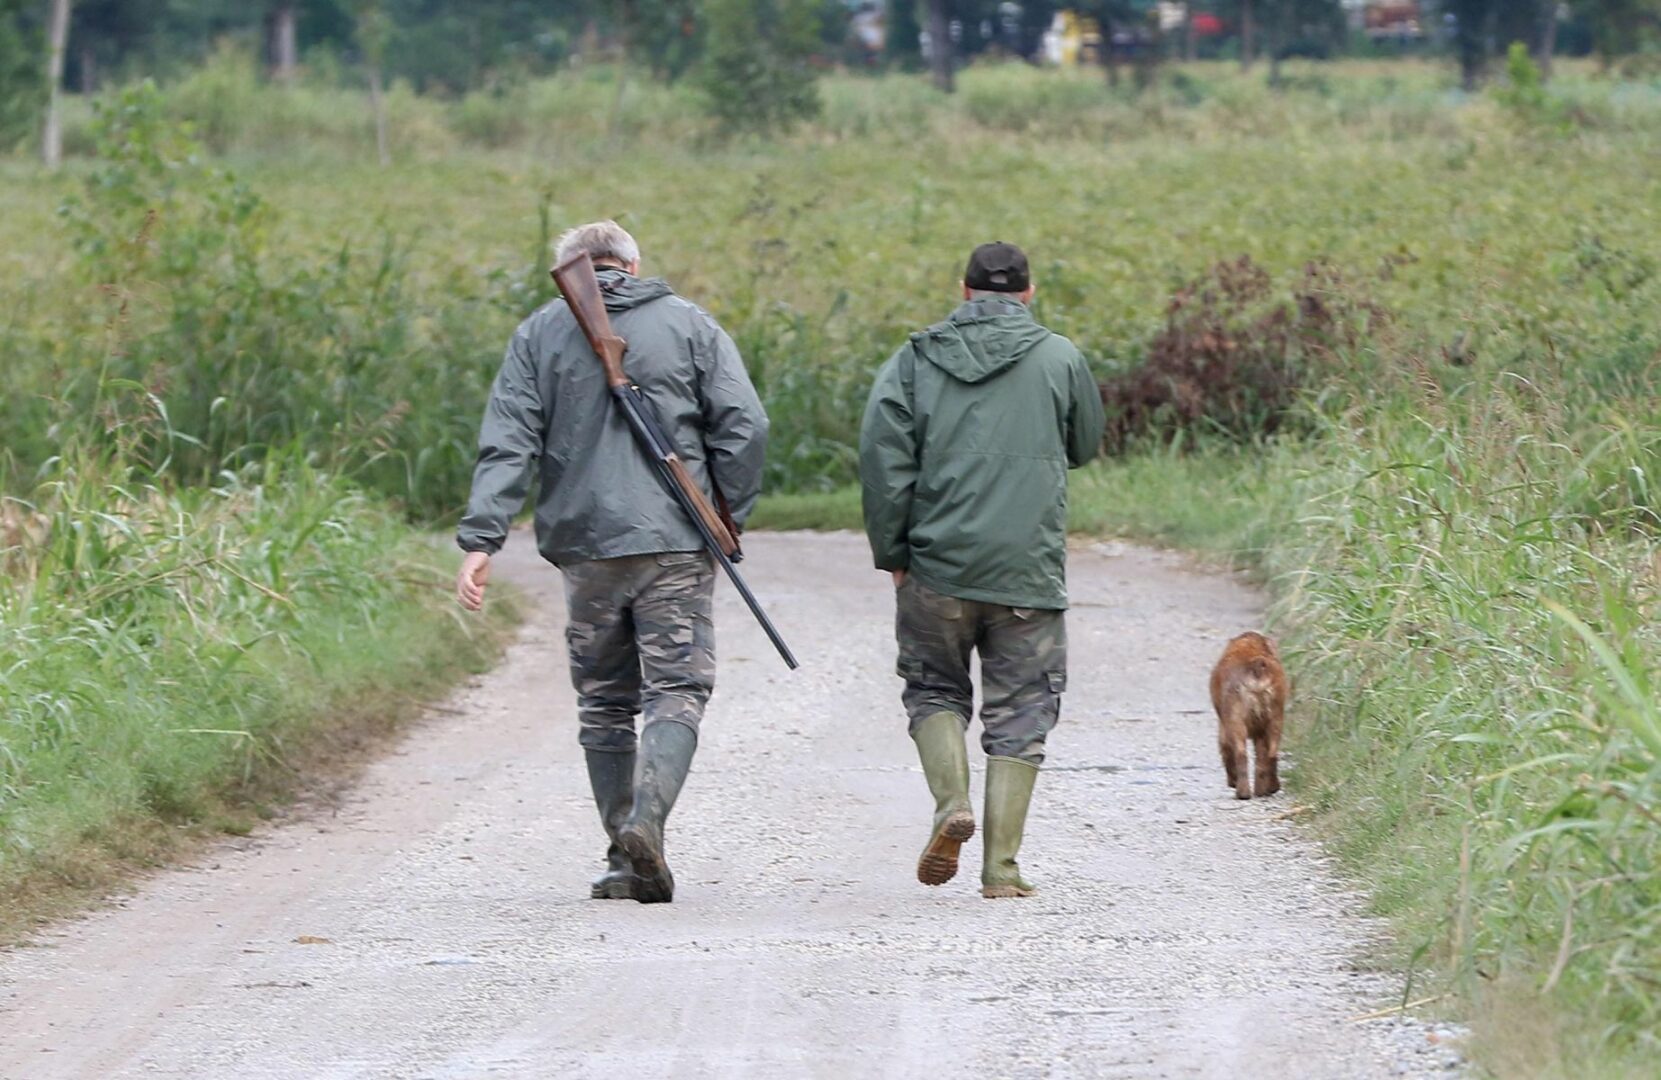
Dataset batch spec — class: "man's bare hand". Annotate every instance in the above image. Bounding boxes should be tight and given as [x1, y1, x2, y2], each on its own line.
[457, 551, 492, 611]
[891, 569, 908, 588]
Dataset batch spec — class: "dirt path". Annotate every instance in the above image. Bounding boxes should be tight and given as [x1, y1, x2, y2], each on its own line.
[0, 532, 1457, 1079]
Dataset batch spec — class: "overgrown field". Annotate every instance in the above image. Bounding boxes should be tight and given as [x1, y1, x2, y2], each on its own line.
[6, 58, 1661, 1074]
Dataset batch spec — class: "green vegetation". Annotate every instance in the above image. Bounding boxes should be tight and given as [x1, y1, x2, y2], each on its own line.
[0, 81, 520, 939]
[0, 446, 516, 941]
[697, 0, 824, 134]
[6, 55, 1661, 1074]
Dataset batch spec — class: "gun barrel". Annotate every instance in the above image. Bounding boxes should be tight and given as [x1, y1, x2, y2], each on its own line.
[612, 385, 798, 670]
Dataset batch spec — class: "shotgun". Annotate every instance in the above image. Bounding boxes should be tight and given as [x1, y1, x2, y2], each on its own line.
[551, 253, 798, 671]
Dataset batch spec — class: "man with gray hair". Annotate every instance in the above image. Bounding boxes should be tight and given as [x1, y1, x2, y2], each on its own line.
[455, 220, 769, 904]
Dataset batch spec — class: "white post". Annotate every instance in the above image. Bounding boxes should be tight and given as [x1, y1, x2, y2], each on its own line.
[272, 2, 298, 82]
[43, 0, 72, 169]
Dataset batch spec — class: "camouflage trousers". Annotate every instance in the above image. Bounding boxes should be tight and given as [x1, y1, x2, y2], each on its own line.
[895, 577, 1067, 765]
[561, 551, 716, 753]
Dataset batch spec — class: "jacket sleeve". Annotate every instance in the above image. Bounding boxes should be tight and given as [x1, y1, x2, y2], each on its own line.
[457, 325, 545, 555]
[1065, 348, 1106, 469]
[858, 345, 918, 571]
[696, 316, 769, 527]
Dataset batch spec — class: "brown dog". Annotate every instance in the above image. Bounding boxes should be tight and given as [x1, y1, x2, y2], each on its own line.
[1209, 632, 1288, 800]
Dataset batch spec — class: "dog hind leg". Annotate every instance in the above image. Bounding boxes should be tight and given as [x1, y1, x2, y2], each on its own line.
[1224, 703, 1251, 801]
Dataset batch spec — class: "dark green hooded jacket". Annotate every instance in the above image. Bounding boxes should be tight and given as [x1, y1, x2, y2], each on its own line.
[859, 297, 1105, 610]
[457, 269, 768, 565]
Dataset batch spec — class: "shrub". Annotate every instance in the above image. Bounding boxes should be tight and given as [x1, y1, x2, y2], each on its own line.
[1098, 256, 1391, 450]
[697, 0, 823, 135]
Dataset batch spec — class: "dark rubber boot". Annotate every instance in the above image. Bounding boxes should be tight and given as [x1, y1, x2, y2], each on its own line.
[617, 720, 697, 904]
[982, 755, 1039, 899]
[584, 749, 637, 900]
[913, 711, 975, 886]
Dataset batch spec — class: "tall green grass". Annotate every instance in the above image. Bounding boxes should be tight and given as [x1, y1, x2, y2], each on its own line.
[1058, 373, 1661, 1072]
[0, 86, 520, 938]
[1266, 371, 1661, 1073]
[4, 82, 508, 521]
[0, 437, 514, 939]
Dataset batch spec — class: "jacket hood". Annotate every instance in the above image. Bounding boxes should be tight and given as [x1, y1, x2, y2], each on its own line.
[910, 298, 1051, 385]
[596, 269, 676, 312]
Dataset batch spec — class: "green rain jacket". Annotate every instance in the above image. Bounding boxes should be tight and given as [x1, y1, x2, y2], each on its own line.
[859, 297, 1105, 610]
[457, 269, 768, 565]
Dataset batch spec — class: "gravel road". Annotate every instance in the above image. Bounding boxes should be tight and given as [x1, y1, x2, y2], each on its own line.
[0, 531, 1460, 1079]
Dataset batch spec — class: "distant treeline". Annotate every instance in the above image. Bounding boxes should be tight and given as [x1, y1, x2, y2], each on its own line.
[5, 1, 1659, 98]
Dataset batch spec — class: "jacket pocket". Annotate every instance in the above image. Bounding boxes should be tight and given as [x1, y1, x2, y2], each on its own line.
[1046, 671, 1067, 694]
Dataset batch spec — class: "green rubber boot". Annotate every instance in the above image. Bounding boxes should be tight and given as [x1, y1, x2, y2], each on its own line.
[617, 720, 698, 904]
[583, 749, 637, 900]
[912, 711, 975, 886]
[981, 755, 1039, 899]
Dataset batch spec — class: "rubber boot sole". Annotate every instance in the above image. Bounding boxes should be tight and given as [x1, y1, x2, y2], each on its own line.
[981, 882, 1039, 899]
[590, 875, 636, 901]
[916, 811, 976, 886]
[618, 824, 675, 904]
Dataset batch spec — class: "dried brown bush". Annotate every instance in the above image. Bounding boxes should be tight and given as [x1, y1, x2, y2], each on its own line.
[1099, 255, 1391, 451]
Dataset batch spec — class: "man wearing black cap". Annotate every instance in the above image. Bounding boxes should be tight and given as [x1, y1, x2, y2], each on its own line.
[859, 241, 1106, 898]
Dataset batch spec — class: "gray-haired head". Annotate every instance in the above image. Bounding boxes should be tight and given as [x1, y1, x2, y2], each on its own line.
[554, 220, 640, 269]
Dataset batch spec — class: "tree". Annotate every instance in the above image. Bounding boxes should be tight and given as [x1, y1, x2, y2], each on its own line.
[1535, 1, 1559, 78]
[1488, 0, 1556, 78]
[884, 0, 922, 69]
[1085, 2, 1141, 89]
[355, 0, 389, 165]
[267, 1, 298, 81]
[0, 0, 41, 149]
[1443, 0, 1496, 89]
[42, 0, 69, 168]
[618, 0, 700, 81]
[924, 0, 951, 91]
[1579, 0, 1661, 69]
[1259, 0, 1344, 84]
[697, 0, 822, 134]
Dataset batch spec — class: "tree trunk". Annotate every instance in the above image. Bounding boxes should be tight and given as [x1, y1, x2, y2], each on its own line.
[42, 0, 71, 170]
[1240, 0, 1255, 70]
[926, 0, 954, 93]
[1135, 18, 1163, 91]
[1184, 5, 1197, 62]
[270, 2, 298, 83]
[1102, 17, 1120, 88]
[1266, 1, 1283, 87]
[78, 45, 95, 93]
[368, 65, 389, 167]
[1535, 0, 1557, 81]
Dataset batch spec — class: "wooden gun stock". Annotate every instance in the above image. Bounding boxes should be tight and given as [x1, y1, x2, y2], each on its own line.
[552, 254, 630, 388]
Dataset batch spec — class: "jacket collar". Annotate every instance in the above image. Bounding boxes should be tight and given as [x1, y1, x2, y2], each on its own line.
[951, 296, 1032, 323]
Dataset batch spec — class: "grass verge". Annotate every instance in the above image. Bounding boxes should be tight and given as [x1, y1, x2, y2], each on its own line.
[0, 461, 521, 946]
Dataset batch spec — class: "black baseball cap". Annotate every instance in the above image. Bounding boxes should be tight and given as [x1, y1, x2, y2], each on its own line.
[963, 241, 1030, 293]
